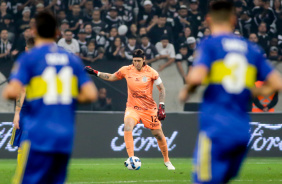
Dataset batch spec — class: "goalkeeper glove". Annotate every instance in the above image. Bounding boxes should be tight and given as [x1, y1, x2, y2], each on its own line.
[85, 66, 99, 77]
[157, 103, 166, 120]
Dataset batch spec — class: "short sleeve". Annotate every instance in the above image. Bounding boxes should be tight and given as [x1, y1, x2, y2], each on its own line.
[255, 51, 273, 81]
[193, 40, 213, 69]
[10, 53, 31, 85]
[114, 66, 127, 79]
[151, 68, 159, 80]
[73, 55, 91, 88]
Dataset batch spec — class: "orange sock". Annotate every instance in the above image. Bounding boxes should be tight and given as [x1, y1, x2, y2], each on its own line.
[124, 131, 134, 157]
[157, 137, 169, 162]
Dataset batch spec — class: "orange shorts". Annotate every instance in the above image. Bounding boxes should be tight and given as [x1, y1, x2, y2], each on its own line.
[124, 107, 161, 130]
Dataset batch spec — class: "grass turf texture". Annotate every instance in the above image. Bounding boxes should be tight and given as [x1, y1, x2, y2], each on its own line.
[0, 158, 281, 184]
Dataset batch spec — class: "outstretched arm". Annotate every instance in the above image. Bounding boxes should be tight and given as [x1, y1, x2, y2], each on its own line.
[85, 66, 120, 82]
[156, 82, 165, 104]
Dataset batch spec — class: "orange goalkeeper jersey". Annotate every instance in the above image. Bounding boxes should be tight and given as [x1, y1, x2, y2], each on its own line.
[114, 65, 159, 110]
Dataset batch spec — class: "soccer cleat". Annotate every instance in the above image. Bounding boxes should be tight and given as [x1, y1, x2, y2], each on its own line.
[164, 161, 175, 170]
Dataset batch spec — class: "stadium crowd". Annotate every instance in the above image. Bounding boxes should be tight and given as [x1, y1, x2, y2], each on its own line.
[0, 0, 281, 74]
[0, 0, 281, 111]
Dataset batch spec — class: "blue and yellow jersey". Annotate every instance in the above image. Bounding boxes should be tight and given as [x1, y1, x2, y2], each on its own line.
[194, 34, 273, 137]
[10, 43, 90, 153]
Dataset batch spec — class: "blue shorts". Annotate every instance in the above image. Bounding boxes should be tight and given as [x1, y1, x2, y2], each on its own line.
[12, 141, 70, 184]
[10, 112, 26, 147]
[192, 131, 248, 184]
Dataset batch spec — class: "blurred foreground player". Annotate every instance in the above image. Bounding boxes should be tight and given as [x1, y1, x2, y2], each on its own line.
[9, 37, 35, 169]
[3, 11, 97, 184]
[85, 49, 175, 170]
[179, 1, 282, 183]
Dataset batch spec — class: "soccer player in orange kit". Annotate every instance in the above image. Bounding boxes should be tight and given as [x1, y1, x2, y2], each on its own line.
[85, 49, 175, 170]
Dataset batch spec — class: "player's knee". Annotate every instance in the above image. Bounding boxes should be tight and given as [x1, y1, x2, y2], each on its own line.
[124, 118, 135, 131]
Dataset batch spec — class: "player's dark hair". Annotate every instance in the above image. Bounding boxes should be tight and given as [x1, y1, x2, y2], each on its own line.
[133, 49, 146, 66]
[35, 11, 57, 39]
[209, 1, 234, 23]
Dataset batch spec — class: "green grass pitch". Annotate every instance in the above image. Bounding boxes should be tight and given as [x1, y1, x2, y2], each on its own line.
[0, 158, 281, 184]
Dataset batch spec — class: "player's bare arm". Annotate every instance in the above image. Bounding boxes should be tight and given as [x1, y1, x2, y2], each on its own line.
[156, 82, 165, 103]
[179, 65, 208, 102]
[251, 70, 282, 97]
[77, 81, 98, 103]
[13, 88, 26, 129]
[84, 66, 120, 81]
[2, 80, 23, 100]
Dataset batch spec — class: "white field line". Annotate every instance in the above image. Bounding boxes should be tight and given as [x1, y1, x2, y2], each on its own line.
[66, 180, 190, 184]
[66, 179, 282, 184]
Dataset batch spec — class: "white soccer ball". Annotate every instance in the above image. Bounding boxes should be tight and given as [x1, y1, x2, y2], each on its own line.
[124, 156, 141, 170]
[118, 25, 128, 36]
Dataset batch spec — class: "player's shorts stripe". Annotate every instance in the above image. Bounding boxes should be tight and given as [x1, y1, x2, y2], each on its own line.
[10, 127, 16, 145]
[198, 132, 212, 181]
[25, 75, 78, 100]
[203, 60, 257, 89]
[12, 141, 31, 184]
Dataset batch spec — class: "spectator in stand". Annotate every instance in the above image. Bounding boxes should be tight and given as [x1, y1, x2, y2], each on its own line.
[106, 36, 125, 61]
[249, 33, 259, 43]
[253, 0, 276, 27]
[174, 5, 193, 41]
[140, 34, 160, 64]
[67, 3, 83, 35]
[186, 36, 197, 64]
[114, 0, 133, 26]
[268, 46, 280, 61]
[104, 6, 122, 32]
[276, 12, 282, 44]
[91, 88, 113, 111]
[105, 27, 118, 49]
[138, 0, 157, 27]
[80, 40, 104, 63]
[77, 29, 87, 54]
[68, 0, 85, 9]
[239, 10, 257, 38]
[11, 27, 32, 58]
[147, 14, 174, 44]
[0, 14, 15, 42]
[58, 19, 70, 40]
[154, 34, 176, 71]
[58, 29, 80, 55]
[15, 7, 31, 37]
[189, 0, 203, 36]
[125, 35, 139, 61]
[0, 1, 8, 24]
[35, 3, 45, 14]
[57, 10, 67, 24]
[272, 0, 282, 16]
[197, 19, 209, 40]
[162, 0, 179, 26]
[91, 9, 107, 36]
[127, 23, 138, 38]
[175, 43, 191, 83]
[257, 22, 270, 53]
[83, 0, 94, 22]
[234, 1, 244, 18]
[0, 29, 12, 62]
[29, 17, 35, 28]
[176, 26, 192, 51]
[84, 23, 96, 42]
